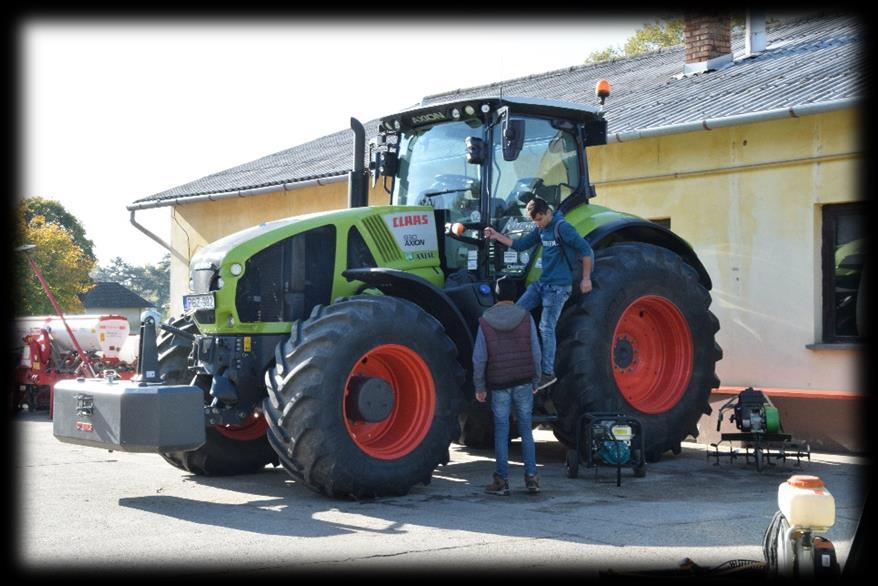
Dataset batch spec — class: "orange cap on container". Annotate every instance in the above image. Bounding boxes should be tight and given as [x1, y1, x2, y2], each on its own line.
[451, 223, 465, 236]
[787, 475, 824, 489]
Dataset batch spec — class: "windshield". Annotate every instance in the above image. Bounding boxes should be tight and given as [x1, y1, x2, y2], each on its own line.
[392, 120, 484, 224]
[490, 117, 581, 223]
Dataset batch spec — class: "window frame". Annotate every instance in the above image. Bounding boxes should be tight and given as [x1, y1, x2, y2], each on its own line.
[821, 202, 866, 343]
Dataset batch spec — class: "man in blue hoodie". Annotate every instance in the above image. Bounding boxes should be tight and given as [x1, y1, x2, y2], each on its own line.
[484, 196, 594, 390]
[473, 277, 542, 495]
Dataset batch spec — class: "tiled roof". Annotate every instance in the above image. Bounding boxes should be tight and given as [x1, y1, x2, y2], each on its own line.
[80, 282, 155, 309]
[134, 12, 863, 206]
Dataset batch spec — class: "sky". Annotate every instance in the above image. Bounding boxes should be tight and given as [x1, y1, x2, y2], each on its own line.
[21, 16, 651, 268]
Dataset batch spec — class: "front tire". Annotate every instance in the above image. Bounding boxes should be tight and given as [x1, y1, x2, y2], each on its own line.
[553, 242, 722, 461]
[263, 296, 465, 499]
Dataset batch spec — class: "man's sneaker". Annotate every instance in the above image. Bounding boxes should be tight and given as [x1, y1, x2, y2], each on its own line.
[525, 474, 541, 494]
[485, 473, 510, 496]
[536, 373, 557, 390]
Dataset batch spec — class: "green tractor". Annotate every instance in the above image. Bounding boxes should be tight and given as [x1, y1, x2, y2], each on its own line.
[156, 93, 722, 498]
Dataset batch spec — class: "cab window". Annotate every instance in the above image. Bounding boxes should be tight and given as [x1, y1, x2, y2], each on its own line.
[490, 118, 580, 218]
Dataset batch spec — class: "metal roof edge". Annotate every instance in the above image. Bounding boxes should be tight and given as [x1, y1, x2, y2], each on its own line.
[128, 99, 859, 212]
[127, 173, 347, 211]
[607, 98, 860, 144]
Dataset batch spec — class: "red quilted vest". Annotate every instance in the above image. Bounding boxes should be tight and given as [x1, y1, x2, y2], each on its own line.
[479, 314, 535, 390]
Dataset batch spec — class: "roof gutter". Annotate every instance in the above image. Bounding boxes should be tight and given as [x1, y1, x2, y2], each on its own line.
[607, 98, 859, 143]
[126, 173, 347, 212]
[126, 97, 858, 258]
[126, 174, 347, 262]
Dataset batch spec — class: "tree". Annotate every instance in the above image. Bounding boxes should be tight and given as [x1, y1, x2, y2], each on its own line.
[585, 13, 752, 64]
[622, 18, 685, 56]
[91, 254, 171, 317]
[19, 196, 97, 263]
[15, 214, 95, 316]
[586, 17, 684, 63]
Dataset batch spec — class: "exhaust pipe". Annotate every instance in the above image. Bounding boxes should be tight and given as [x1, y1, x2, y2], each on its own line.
[348, 117, 368, 208]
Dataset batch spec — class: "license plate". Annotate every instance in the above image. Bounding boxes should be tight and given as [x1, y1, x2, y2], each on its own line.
[610, 425, 633, 441]
[183, 294, 215, 311]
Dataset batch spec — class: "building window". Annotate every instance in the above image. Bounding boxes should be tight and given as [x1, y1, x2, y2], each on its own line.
[650, 218, 671, 230]
[822, 203, 866, 343]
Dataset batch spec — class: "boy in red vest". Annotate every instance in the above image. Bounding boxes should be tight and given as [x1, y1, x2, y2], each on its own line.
[473, 277, 542, 495]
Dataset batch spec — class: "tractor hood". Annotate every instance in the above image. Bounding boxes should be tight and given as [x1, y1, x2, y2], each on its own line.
[186, 205, 444, 335]
[190, 208, 364, 270]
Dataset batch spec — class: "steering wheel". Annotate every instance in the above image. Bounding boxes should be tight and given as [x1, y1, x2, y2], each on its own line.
[430, 174, 477, 193]
[507, 177, 545, 205]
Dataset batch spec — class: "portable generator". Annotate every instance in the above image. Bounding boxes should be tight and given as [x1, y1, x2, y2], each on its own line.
[565, 412, 646, 486]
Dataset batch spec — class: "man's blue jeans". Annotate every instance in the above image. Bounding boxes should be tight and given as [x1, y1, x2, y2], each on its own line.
[517, 281, 572, 376]
[491, 383, 537, 479]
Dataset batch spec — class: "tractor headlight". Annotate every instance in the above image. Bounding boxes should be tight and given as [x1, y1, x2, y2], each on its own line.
[464, 104, 475, 116]
[230, 263, 243, 276]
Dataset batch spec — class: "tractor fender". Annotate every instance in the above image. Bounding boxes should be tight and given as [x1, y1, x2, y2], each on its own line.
[341, 267, 474, 365]
[586, 218, 713, 290]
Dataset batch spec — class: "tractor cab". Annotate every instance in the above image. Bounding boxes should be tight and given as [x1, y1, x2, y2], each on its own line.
[370, 96, 607, 284]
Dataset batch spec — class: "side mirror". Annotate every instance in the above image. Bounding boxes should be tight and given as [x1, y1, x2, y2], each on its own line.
[465, 136, 486, 165]
[374, 149, 398, 177]
[502, 118, 525, 161]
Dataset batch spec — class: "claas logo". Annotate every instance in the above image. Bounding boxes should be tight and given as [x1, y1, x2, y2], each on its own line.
[392, 214, 430, 228]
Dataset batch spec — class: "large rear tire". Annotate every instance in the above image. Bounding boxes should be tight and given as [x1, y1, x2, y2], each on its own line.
[158, 315, 278, 475]
[263, 296, 465, 499]
[552, 242, 722, 461]
[457, 403, 495, 448]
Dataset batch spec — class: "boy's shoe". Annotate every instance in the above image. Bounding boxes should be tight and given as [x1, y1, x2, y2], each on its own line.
[485, 473, 510, 496]
[536, 373, 557, 390]
[525, 474, 541, 494]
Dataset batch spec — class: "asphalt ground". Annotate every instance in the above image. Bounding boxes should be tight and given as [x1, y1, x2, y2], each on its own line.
[11, 409, 870, 578]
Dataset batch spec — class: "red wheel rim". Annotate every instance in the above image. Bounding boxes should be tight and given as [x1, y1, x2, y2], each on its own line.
[611, 295, 693, 414]
[343, 344, 436, 460]
[214, 412, 268, 441]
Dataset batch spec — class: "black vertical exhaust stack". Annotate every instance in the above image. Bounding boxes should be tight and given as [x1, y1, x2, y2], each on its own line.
[348, 117, 368, 208]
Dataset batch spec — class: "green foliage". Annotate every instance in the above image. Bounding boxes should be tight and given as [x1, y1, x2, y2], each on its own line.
[585, 12, 754, 64]
[91, 254, 171, 318]
[622, 18, 685, 56]
[19, 196, 96, 263]
[586, 17, 684, 64]
[15, 214, 95, 317]
[585, 46, 623, 64]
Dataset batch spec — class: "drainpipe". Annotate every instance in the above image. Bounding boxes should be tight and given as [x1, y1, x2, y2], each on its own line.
[128, 209, 189, 264]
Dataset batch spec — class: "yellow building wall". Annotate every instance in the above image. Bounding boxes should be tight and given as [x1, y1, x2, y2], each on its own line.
[589, 108, 862, 392]
[167, 108, 862, 393]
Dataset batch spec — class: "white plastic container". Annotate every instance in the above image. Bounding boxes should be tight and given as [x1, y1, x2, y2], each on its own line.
[778, 475, 835, 530]
[16, 314, 130, 359]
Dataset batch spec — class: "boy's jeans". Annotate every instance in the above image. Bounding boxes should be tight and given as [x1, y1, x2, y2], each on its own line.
[517, 281, 572, 376]
[491, 383, 537, 479]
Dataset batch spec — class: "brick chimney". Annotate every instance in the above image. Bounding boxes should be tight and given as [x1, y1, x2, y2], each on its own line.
[683, 12, 733, 76]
